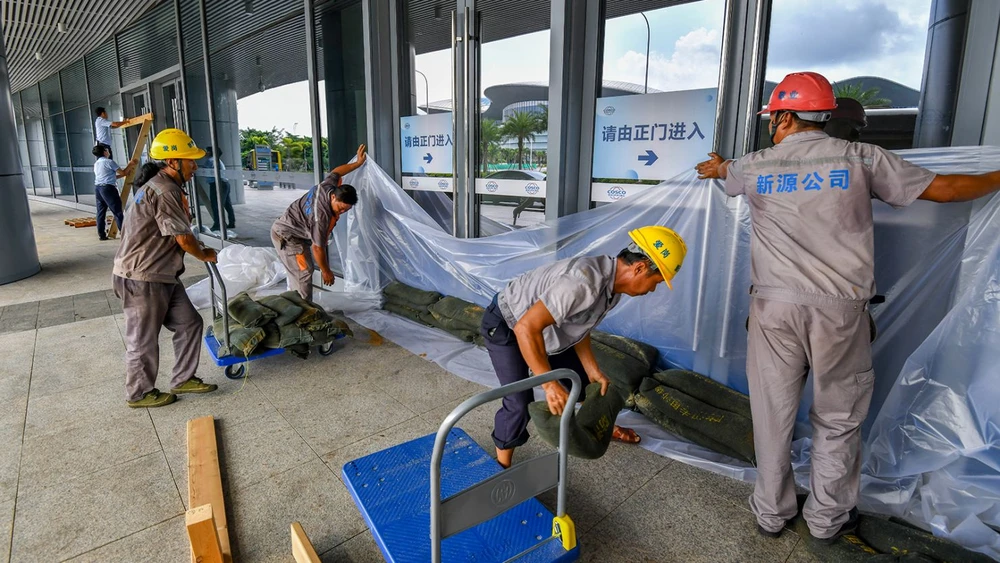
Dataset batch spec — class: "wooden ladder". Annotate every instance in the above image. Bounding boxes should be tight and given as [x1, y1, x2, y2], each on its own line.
[107, 112, 154, 239]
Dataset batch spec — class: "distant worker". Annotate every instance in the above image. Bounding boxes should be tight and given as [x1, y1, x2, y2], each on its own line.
[481, 226, 687, 468]
[204, 146, 236, 236]
[695, 71, 1000, 544]
[271, 144, 367, 301]
[92, 144, 137, 241]
[94, 107, 127, 150]
[825, 97, 867, 142]
[113, 128, 219, 408]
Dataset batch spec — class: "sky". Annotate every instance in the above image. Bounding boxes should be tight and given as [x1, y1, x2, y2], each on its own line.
[237, 0, 932, 136]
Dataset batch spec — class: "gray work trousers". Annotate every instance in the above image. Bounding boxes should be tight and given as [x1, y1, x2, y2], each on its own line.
[113, 276, 204, 401]
[270, 230, 314, 302]
[746, 293, 874, 539]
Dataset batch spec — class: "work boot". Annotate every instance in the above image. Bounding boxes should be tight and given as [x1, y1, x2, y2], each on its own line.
[170, 377, 218, 394]
[127, 389, 177, 408]
[812, 508, 860, 545]
[757, 523, 783, 539]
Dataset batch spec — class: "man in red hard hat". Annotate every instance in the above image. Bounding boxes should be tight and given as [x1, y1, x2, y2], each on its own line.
[695, 71, 1000, 544]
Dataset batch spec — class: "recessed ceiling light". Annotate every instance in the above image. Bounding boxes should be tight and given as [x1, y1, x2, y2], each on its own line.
[57, 23, 67, 33]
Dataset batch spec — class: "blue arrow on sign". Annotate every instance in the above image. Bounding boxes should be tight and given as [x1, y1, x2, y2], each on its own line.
[638, 150, 658, 166]
[423, 153, 433, 164]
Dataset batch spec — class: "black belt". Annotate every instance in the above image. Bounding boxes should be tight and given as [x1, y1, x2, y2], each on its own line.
[96, 183, 115, 188]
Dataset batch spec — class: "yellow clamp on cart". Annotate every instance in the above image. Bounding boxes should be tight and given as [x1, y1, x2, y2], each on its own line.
[552, 514, 577, 551]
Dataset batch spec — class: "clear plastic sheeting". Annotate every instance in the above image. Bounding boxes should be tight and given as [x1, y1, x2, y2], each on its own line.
[295, 147, 1000, 558]
[186, 244, 286, 309]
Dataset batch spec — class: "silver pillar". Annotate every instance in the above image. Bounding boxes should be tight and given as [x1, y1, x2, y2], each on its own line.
[0, 37, 41, 284]
[913, 0, 970, 148]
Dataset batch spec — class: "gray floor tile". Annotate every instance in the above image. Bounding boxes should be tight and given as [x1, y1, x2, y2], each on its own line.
[9, 452, 185, 562]
[0, 311, 37, 334]
[0, 499, 12, 563]
[320, 531, 383, 563]
[0, 329, 34, 402]
[1, 302, 38, 318]
[783, 541, 822, 563]
[0, 407, 25, 504]
[64, 515, 188, 563]
[73, 291, 113, 322]
[371, 360, 487, 415]
[28, 316, 125, 399]
[580, 461, 799, 563]
[35, 296, 76, 329]
[420, 393, 500, 453]
[229, 459, 367, 562]
[22, 376, 142, 440]
[321, 415, 437, 477]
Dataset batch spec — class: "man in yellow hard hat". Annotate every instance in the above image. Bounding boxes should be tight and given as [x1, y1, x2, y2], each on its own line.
[112, 128, 219, 408]
[480, 226, 687, 468]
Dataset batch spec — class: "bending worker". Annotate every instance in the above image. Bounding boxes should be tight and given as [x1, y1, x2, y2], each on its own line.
[696, 71, 1000, 544]
[271, 144, 367, 301]
[480, 226, 687, 468]
[113, 128, 219, 408]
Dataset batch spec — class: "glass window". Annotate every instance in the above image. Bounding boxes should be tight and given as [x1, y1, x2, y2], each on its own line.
[67, 107, 98, 205]
[46, 113, 75, 201]
[317, 1, 365, 173]
[756, 0, 935, 150]
[40, 75, 63, 116]
[13, 91, 32, 192]
[61, 60, 89, 111]
[116, 2, 180, 87]
[591, 0, 725, 204]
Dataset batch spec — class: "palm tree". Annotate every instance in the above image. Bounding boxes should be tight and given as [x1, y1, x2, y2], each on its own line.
[501, 111, 539, 170]
[833, 82, 891, 108]
[535, 104, 549, 132]
[479, 118, 505, 175]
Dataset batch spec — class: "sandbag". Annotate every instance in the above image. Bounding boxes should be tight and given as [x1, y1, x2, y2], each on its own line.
[310, 319, 351, 345]
[651, 369, 752, 420]
[591, 340, 652, 401]
[528, 382, 626, 460]
[419, 311, 476, 342]
[383, 281, 442, 307]
[428, 310, 483, 334]
[286, 343, 310, 360]
[857, 515, 994, 563]
[211, 317, 265, 358]
[257, 295, 304, 327]
[637, 378, 755, 463]
[633, 393, 747, 462]
[427, 296, 485, 331]
[228, 292, 277, 328]
[384, 302, 432, 325]
[591, 331, 659, 369]
[278, 324, 314, 348]
[260, 322, 282, 349]
[279, 291, 325, 326]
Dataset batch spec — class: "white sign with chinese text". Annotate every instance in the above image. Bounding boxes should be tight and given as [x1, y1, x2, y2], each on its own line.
[591, 89, 716, 199]
[400, 113, 454, 175]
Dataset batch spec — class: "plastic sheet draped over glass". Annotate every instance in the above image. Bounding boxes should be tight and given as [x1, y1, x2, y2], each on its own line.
[324, 147, 1000, 559]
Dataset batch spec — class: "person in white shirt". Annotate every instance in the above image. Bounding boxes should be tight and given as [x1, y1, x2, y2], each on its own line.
[204, 146, 236, 234]
[94, 107, 126, 150]
[92, 144, 137, 240]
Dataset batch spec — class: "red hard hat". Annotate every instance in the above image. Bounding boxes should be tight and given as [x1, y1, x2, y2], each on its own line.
[832, 97, 867, 127]
[759, 72, 837, 115]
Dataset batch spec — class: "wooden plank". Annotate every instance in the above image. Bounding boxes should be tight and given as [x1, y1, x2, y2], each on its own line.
[120, 112, 154, 129]
[290, 522, 321, 563]
[186, 504, 224, 563]
[108, 117, 152, 239]
[187, 416, 231, 563]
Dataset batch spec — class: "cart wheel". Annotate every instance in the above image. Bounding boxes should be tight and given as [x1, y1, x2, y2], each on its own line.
[225, 364, 246, 379]
[319, 342, 336, 356]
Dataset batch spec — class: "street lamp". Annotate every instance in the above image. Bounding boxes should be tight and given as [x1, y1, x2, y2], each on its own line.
[641, 12, 650, 94]
[415, 70, 430, 114]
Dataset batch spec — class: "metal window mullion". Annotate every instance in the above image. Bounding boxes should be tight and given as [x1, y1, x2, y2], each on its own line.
[305, 0, 324, 183]
[198, 0, 227, 244]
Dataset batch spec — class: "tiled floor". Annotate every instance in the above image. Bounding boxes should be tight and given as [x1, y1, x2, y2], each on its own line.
[0, 200, 814, 562]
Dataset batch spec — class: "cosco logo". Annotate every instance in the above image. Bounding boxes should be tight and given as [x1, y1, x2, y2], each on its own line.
[603, 106, 615, 116]
[438, 180, 449, 188]
[404, 122, 411, 129]
[485, 181, 499, 193]
[524, 183, 540, 195]
[408, 179, 419, 188]
[607, 186, 627, 200]
[491, 480, 516, 506]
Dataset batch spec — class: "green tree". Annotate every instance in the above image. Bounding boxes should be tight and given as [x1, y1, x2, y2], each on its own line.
[501, 111, 540, 170]
[535, 104, 549, 132]
[833, 82, 891, 108]
[480, 118, 505, 175]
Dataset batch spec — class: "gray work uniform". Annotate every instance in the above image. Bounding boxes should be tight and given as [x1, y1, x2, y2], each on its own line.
[485, 256, 621, 449]
[725, 131, 936, 537]
[112, 171, 203, 401]
[270, 173, 342, 301]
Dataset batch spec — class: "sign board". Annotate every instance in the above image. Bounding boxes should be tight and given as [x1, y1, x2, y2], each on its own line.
[402, 176, 453, 193]
[400, 113, 454, 175]
[475, 178, 547, 198]
[591, 88, 716, 201]
[254, 145, 272, 172]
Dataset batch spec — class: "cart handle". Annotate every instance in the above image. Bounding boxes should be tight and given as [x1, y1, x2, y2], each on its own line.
[205, 262, 230, 351]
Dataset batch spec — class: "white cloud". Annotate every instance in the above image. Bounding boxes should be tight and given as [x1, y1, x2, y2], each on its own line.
[608, 28, 722, 92]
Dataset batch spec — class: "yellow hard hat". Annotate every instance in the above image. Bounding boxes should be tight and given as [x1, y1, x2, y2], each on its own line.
[149, 128, 206, 160]
[628, 226, 687, 290]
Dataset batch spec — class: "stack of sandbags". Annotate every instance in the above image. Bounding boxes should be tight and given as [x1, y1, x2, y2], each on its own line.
[427, 296, 485, 345]
[382, 281, 442, 322]
[209, 291, 351, 359]
[634, 369, 755, 463]
[529, 382, 626, 459]
[589, 330, 659, 404]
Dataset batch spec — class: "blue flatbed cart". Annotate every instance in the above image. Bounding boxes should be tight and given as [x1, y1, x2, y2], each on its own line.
[343, 368, 583, 562]
[202, 262, 344, 379]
